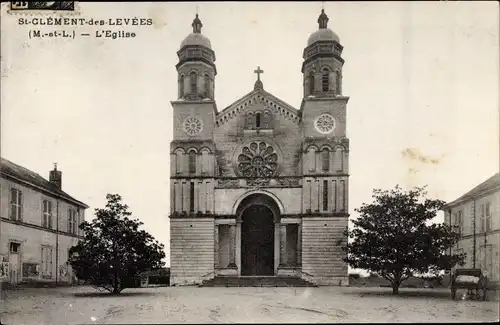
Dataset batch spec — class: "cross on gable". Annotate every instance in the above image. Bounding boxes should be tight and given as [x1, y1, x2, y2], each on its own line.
[254, 66, 264, 81]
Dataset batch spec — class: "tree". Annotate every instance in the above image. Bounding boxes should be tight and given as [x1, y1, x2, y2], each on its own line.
[342, 186, 465, 294]
[68, 194, 165, 294]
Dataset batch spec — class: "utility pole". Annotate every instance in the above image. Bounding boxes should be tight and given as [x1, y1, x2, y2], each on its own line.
[448, 209, 453, 285]
[56, 199, 59, 285]
[472, 200, 476, 268]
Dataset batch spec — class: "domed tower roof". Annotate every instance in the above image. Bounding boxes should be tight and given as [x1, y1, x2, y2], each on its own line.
[180, 14, 212, 50]
[306, 9, 340, 46]
[176, 13, 216, 73]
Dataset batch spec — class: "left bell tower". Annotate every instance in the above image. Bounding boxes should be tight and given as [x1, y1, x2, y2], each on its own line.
[176, 14, 216, 101]
[170, 13, 217, 215]
[170, 13, 217, 286]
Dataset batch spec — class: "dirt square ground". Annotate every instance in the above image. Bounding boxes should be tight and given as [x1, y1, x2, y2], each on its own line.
[1, 285, 498, 324]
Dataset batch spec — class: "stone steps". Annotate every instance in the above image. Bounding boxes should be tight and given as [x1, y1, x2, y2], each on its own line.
[199, 276, 317, 287]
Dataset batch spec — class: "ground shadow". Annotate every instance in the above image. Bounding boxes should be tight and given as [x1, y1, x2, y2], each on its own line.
[71, 290, 157, 298]
[342, 288, 454, 301]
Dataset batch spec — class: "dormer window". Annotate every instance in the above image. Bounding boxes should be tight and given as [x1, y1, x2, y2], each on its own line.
[322, 68, 330, 92]
[190, 72, 197, 93]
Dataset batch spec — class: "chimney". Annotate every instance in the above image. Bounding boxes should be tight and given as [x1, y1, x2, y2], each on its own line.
[49, 163, 62, 189]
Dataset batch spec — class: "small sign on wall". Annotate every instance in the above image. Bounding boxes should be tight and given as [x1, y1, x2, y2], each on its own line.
[0, 261, 9, 279]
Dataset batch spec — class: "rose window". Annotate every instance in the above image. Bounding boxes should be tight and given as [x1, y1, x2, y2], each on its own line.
[183, 117, 203, 136]
[237, 141, 279, 177]
[314, 113, 336, 134]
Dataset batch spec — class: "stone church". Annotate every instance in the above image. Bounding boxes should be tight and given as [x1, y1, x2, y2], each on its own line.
[169, 9, 349, 286]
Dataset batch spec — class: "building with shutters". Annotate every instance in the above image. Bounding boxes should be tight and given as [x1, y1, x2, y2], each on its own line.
[169, 9, 349, 286]
[0, 158, 88, 285]
[443, 173, 500, 287]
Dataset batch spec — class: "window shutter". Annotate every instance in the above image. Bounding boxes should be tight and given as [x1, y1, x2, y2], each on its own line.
[204, 74, 210, 98]
[190, 72, 197, 93]
[42, 201, 45, 227]
[50, 247, 53, 276]
[335, 71, 341, 95]
[19, 191, 23, 221]
[10, 189, 14, 220]
[309, 73, 315, 94]
[49, 201, 53, 229]
[179, 75, 184, 98]
[68, 210, 71, 233]
[323, 180, 328, 211]
[322, 68, 329, 92]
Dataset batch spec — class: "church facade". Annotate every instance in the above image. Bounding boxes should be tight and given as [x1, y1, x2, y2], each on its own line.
[169, 9, 350, 286]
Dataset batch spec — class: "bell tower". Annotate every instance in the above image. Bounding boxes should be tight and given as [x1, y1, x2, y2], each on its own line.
[302, 9, 344, 99]
[176, 14, 216, 100]
[170, 13, 217, 217]
[299, 8, 350, 285]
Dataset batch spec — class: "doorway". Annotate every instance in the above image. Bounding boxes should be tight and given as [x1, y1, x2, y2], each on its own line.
[241, 205, 275, 276]
[9, 242, 21, 285]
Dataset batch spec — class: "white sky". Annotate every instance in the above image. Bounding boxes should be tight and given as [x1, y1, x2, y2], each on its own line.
[1, 2, 499, 265]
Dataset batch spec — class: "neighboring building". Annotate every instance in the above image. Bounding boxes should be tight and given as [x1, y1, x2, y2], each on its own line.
[443, 173, 500, 286]
[169, 10, 349, 286]
[0, 158, 88, 285]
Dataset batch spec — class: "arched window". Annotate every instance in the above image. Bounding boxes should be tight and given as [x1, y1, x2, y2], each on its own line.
[188, 151, 196, 174]
[322, 68, 330, 92]
[201, 149, 210, 174]
[307, 147, 317, 172]
[245, 112, 254, 129]
[174, 149, 185, 174]
[334, 147, 344, 171]
[309, 72, 315, 95]
[203, 74, 210, 98]
[179, 75, 184, 98]
[321, 148, 330, 172]
[190, 72, 197, 94]
[263, 111, 271, 128]
[256, 112, 261, 128]
[335, 71, 341, 95]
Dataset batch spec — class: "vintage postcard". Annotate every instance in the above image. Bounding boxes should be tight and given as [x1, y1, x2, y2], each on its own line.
[0, 2, 498, 324]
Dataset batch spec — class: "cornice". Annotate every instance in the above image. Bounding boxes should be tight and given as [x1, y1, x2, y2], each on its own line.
[0, 217, 84, 239]
[215, 90, 301, 128]
[1, 172, 89, 209]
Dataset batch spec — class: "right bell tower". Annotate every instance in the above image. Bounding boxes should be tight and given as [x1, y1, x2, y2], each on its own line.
[299, 8, 350, 286]
[302, 9, 344, 98]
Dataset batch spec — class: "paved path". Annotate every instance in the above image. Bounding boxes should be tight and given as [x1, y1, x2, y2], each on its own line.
[1, 286, 498, 324]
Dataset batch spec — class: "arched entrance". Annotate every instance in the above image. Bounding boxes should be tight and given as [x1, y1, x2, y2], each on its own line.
[236, 193, 280, 276]
[241, 205, 274, 275]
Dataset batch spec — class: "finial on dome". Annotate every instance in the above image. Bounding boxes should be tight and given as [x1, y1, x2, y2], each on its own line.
[192, 13, 203, 33]
[318, 9, 329, 29]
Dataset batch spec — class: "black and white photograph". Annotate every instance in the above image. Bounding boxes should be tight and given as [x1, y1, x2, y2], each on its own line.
[0, 1, 499, 324]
